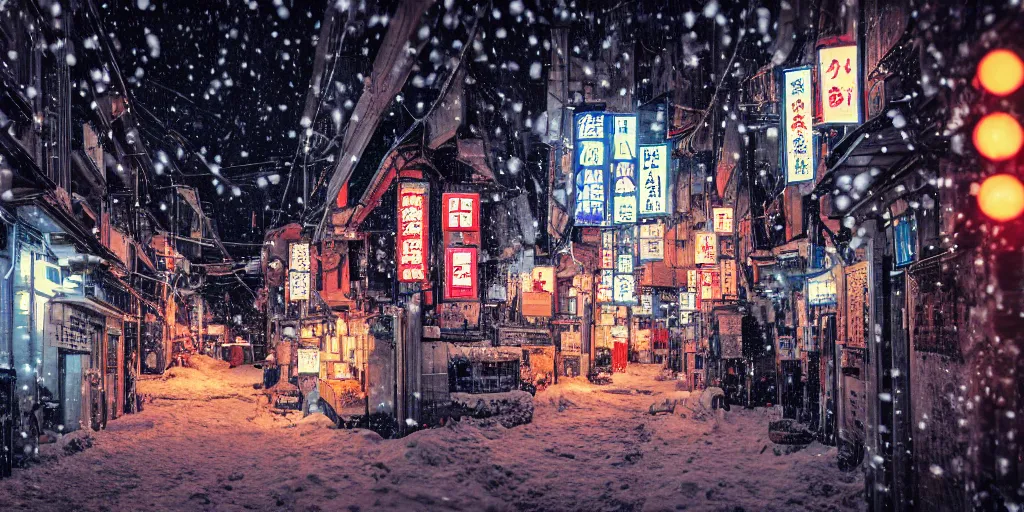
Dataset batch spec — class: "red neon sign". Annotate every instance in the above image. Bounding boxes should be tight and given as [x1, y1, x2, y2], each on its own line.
[444, 247, 478, 300]
[397, 182, 429, 283]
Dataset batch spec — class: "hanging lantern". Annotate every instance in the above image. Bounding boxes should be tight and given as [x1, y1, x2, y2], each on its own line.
[973, 112, 1023, 162]
[977, 49, 1024, 97]
[978, 174, 1024, 222]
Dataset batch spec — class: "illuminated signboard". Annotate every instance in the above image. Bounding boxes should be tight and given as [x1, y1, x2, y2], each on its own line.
[600, 231, 615, 269]
[530, 266, 556, 294]
[712, 207, 734, 233]
[397, 181, 429, 282]
[818, 45, 861, 124]
[611, 115, 638, 224]
[808, 272, 838, 306]
[638, 222, 664, 262]
[694, 232, 718, 265]
[444, 247, 478, 300]
[612, 274, 637, 304]
[687, 269, 698, 289]
[638, 144, 670, 217]
[297, 348, 320, 375]
[442, 192, 479, 231]
[679, 291, 697, 311]
[288, 242, 311, 301]
[574, 112, 608, 225]
[782, 67, 814, 184]
[720, 259, 737, 298]
[699, 267, 721, 301]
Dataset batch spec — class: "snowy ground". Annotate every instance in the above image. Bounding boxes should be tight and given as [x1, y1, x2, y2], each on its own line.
[0, 358, 865, 511]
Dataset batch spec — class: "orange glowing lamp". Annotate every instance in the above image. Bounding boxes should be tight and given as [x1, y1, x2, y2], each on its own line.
[973, 112, 1023, 161]
[977, 49, 1024, 97]
[978, 174, 1024, 222]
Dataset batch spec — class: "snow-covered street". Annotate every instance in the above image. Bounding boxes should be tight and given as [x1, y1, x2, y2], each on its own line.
[0, 360, 863, 511]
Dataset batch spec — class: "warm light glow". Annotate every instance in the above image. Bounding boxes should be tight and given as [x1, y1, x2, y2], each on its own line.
[977, 49, 1024, 97]
[978, 174, 1024, 222]
[973, 112, 1023, 161]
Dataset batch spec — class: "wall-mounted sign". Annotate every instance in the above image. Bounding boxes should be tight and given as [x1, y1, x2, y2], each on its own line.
[574, 112, 608, 225]
[808, 272, 838, 306]
[397, 181, 429, 282]
[522, 292, 553, 317]
[720, 259, 737, 298]
[718, 313, 744, 359]
[438, 301, 481, 330]
[601, 231, 615, 269]
[530, 266, 556, 294]
[297, 348, 320, 374]
[639, 223, 665, 262]
[611, 114, 638, 224]
[634, 290, 653, 316]
[679, 291, 697, 311]
[712, 207, 734, 233]
[638, 144, 670, 217]
[699, 268, 721, 301]
[444, 247, 478, 300]
[694, 232, 718, 265]
[613, 274, 637, 305]
[818, 45, 861, 124]
[497, 326, 552, 346]
[597, 270, 613, 303]
[561, 331, 582, 355]
[288, 242, 311, 301]
[613, 226, 637, 305]
[845, 261, 869, 349]
[687, 269, 698, 289]
[442, 192, 480, 232]
[782, 67, 814, 184]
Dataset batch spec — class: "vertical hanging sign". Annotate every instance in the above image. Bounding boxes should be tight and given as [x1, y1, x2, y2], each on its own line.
[597, 270, 614, 303]
[611, 115, 638, 224]
[612, 226, 637, 305]
[444, 247, 478, 300]
[694, 232, 718, 265]
[600, 230, 616, 269]
[288, 242, 311, 301]
[574, 112, 608, 225]
[397, 181, 429, 282]
[720, 259, 737, 298]
[782, 67, 814, 184]
[638, 144, 670, 217]
[699, 268, 722, 301]
[818, 45, 861, 124]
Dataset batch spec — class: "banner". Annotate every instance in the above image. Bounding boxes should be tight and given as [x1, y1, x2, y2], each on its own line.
[442, 192, 479, 231]
[613, 227, 637, 305]
[610, 115, 638, 224]
[782, 67, 814, 184]
[712, 207, 734, 233]
[818, 45, 861, 124]
[397, 181, 429, 282]
[574, 112, 608, 225]
[638, 222, 665, 262]
[694, 232, 718, 265]
[444, 247, 478, 300]
[720, 259, 737, 298]
[638, 144, 670, 217]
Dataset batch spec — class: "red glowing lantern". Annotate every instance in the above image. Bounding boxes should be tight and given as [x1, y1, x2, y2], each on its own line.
[977, 49, 1024, 97]
[973, 112, 1023, 162]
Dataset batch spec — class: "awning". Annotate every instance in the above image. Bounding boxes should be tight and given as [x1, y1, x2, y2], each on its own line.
[50, 296, 127, 320]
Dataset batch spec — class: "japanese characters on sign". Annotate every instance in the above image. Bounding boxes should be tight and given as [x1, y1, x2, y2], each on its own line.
[530, 266, 556, 294]
[612, 226, 637, 305]
[638, 222, 665, 261]
[611, 115, 638, 224]
[600, 230, 615, 269]
[288, 242, 311, 301]
[694, 232, 718, 265]
[818, 45, 861, 124]
[699, 267, 722, 301]
[444, 247, 478, 300]
[782, 67, 815, 184]
[597, 270, 614, 303]
[638, 144, 670, 216]
[679, 290, 697, 311]
[808, 272, 838, 306]
[635, 290, 653, 316]
[845, 261, 869, 349]
[712, 207, 734, 233]
[297, 348, 320, 375]
[574, 112, 608, 225]
[720, 259, 737, 298]
[397, 182, 429, 282]
[613, 274, 637, 305]
[442, 192, 479, 231]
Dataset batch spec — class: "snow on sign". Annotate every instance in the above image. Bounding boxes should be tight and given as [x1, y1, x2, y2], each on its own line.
[694, 232, 718, 265]
[397, 181, 429, 282]
[574, 112, 608, 226]
[444, 247, 478, 300]
[441, 192, 479, 231]
[288, 242, 310, 301]
[638, 144, 670, 217]
[712, 207, 734, 233]
[611, 114, 638, 225]
[818, 45, 861, 125]
[782, 67, 814, 184]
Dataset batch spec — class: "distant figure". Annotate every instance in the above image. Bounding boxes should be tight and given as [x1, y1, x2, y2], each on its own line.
[228, 337, 245, 368]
